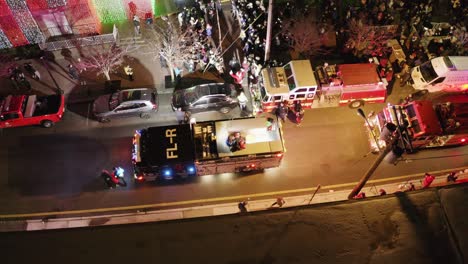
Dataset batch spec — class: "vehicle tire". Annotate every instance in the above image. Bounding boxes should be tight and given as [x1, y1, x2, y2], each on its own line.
[219, 107, 231, 114]
[41, 120, 54, 128]
[140, 113, 151, 119]
[99, 117, 110, 123]
[349, 100, 364, 109]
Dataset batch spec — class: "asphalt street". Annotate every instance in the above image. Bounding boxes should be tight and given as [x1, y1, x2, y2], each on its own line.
[0, 95, 466, 215]
[0, 1, 466, 217]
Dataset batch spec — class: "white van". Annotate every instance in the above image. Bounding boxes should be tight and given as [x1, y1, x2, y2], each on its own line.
[410, 56, 468, 92]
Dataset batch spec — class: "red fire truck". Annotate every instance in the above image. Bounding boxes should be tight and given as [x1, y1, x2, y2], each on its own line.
[256, 60, 318, 113]
[256, 60, 387, 113]
[366, 100, 468, 153]
[315, 63, 387, 108]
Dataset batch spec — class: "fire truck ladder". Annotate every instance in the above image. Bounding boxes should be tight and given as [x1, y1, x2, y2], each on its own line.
[391, 105, 414, 153]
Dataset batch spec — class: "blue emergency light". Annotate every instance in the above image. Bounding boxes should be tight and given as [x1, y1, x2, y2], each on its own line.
[187, 165, 196, 174]
[162, 168, 173, 179]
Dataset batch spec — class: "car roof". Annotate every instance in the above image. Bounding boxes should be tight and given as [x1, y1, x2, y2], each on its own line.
[119, 88, 155, 102]
[174, 83, 232, 95]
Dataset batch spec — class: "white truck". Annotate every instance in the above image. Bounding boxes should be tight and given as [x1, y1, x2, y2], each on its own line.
[410, 56, 468, 93]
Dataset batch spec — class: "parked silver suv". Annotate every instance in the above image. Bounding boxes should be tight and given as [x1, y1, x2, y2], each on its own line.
[171, 83, 238, 114]
[93, 88, 158, 123]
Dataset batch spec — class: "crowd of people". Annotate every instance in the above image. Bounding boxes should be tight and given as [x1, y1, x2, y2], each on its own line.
[320, 0, 467, 66]
[8, 65, 33, 92]
[172, 0, 224, 75]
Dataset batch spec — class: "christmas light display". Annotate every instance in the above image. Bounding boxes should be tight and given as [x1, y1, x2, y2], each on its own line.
[122, 0, 152, 19]
[47, 0, 67, 8]
[67, 0, 98, 34]
[25, 0, 48, 11]
[0, 29, 12, 49]
[0, 0, 28, 46]
[92, 0, 127, 24]
[6, 0, 44, 44]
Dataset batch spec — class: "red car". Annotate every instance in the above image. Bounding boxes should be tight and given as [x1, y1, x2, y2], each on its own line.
[0, 94, 65, 128]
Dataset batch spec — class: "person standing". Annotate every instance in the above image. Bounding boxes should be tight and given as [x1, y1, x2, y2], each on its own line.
[68, 64, 79, 80]
[124, 65, 134, 81]
[175, 108, 185, 124]
[133, 15, 141, 34]
[10, 76, 20, 91]
[183, 111, 191, 124]
[270, 197, 286, 208]
[237, 91, 248, 111]
[422, 173, 435, 188]
[238, 200, 248, 213]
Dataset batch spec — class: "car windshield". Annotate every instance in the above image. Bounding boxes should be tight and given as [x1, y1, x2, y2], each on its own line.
[419, 61, 438, 83]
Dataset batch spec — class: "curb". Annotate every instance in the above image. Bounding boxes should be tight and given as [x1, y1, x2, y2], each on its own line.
[1, 167, 467, 232]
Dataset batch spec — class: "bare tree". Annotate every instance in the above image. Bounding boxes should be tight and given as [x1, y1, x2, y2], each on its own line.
[346, 19, 396, 58]
[144, 19, 199, 81]
[281, 17, 330, 58]
[74, 44, 128, 81]
[452, 27, 468, 54]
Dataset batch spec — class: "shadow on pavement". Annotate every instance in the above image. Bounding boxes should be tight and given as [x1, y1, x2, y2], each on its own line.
[7, 134, 132, 196]
[66, 56, 155, 119]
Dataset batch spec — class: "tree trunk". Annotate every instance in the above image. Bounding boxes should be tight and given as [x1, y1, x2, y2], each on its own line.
[103, 70, 110, 81]
[168, 64, 175, 82]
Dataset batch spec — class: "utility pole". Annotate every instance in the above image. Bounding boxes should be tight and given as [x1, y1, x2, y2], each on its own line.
[264, 0, 273, 63]
[357, 108, 381, 152]
[215, 0, 222, 52]
[348, 135, 398, 199]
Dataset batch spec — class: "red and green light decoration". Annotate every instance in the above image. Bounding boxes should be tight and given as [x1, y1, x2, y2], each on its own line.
[0, 0, 179, 48]
[91, 0, 177, 24]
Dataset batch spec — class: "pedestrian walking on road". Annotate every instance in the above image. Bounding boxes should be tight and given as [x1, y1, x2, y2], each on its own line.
[270, 197, 286, 208]
[124, 65, 134, 81]
[238, 200, 248, 213]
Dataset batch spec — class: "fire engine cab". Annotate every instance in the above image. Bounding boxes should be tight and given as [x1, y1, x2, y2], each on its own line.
[315, 63, 387, 108]
[256, 60, 318, 113]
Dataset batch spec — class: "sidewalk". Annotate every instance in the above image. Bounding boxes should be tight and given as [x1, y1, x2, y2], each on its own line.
[0, 20, 173, 104]
[1, 166, 466, 232]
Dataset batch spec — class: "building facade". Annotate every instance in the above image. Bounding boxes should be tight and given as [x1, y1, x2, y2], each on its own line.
[0, 0, 174, 49]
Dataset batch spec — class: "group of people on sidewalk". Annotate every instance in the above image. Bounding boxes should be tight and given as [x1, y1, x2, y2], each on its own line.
[354, 171, 463, 200]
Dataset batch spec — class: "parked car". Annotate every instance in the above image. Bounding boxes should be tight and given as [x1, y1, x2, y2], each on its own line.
[0, 94, 65, 128]
[172, 83, 238, 114]
[93, 88, 158, 123]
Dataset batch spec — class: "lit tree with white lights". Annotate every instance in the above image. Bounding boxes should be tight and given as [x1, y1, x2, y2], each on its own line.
[74, 44, 129, 81]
